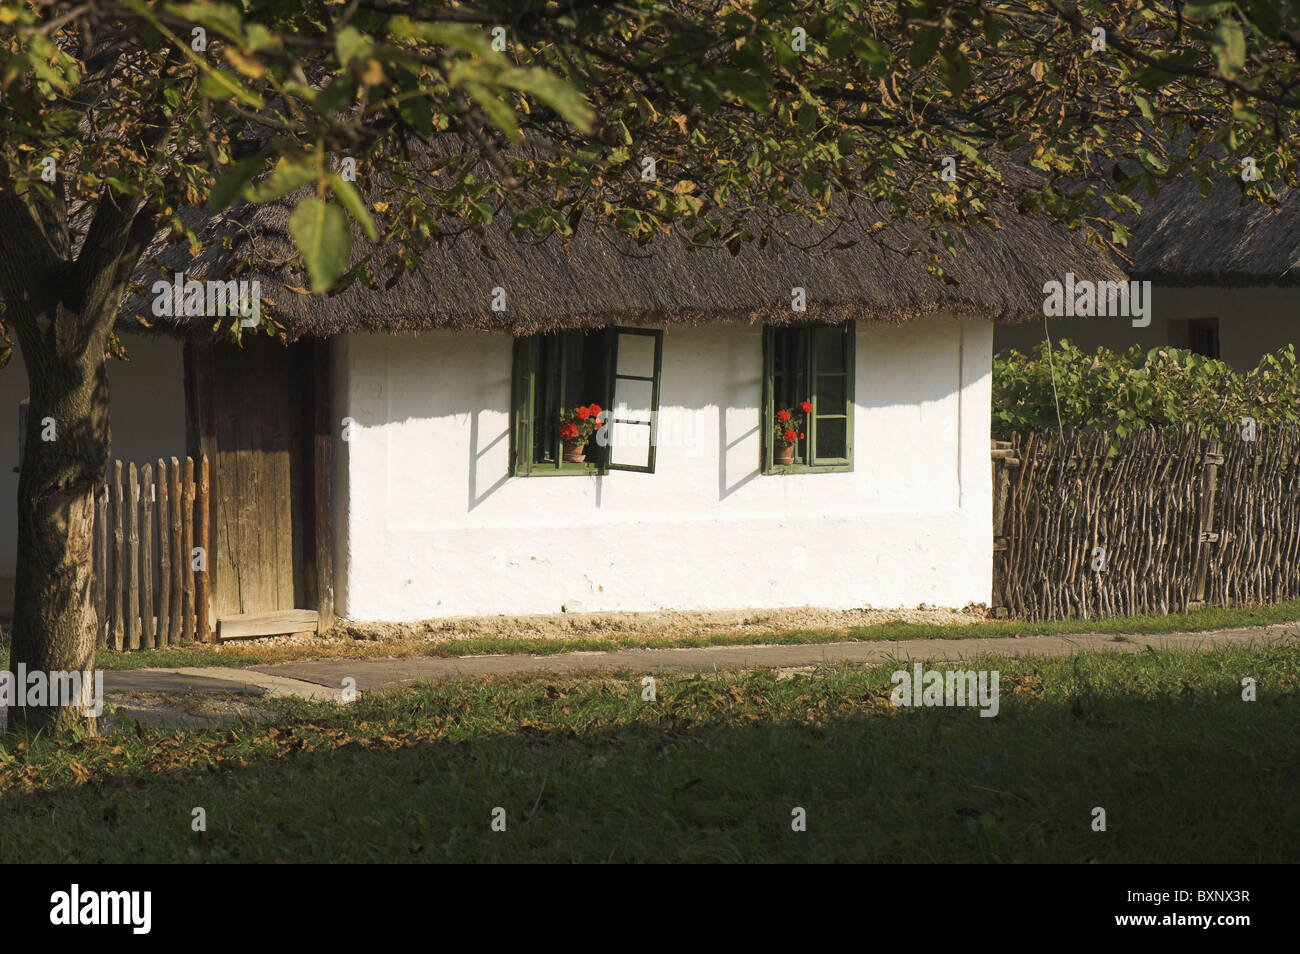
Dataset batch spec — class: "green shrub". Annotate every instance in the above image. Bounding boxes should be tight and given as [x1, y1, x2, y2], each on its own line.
[992, 340, 1300, 440]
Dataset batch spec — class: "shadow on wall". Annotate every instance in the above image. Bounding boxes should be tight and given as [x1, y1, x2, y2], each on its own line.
[369, 321, 972, 517]
[468, 411, 510, 511]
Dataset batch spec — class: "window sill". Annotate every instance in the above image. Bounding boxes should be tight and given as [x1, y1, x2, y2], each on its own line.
[516, 462, 606, 477]
[762, 462, 854, 475]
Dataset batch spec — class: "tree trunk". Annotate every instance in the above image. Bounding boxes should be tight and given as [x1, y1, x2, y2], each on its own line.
[5, 302, 111, 735]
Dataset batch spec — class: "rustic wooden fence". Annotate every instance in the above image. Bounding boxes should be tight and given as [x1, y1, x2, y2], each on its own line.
[992, 426, 1300, 620]
[92, 455, 211, 649]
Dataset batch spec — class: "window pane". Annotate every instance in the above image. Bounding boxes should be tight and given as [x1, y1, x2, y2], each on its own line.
[815, 418, 847, 460]
[610, 422, 652, 467]
[773, 327, 809, 408]
[611, 378, 653, 424]
[616, 333, 656, 378]
[563, 331, 606, 409]
[814, 324, 848, 374]
[533, 336, 559, 463]
[531, 331, 607, 465]
[816, 373, 846, 412]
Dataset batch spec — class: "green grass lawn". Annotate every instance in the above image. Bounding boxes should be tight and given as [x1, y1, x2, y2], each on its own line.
[2, 644, 1297, 862]
[75, 596, 1300, 670]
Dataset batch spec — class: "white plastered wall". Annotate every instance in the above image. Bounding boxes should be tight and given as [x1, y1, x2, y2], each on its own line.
[331, 315, 994, 620]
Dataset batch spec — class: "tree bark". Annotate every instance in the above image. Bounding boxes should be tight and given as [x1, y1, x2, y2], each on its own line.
[6, 301, 112, 735]
[0, 89, 169, 728]
[0, 181, 156, 736]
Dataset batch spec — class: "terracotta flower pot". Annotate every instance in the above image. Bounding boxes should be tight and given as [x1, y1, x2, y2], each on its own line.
[774, 443, 795, 465]
[563, 441, 587, 463]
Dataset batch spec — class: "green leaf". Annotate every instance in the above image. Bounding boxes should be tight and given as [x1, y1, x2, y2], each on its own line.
[168, 1, 244, 43]
[497, 66, 594, 132]
[1212, 20, 1246, 77]
[396, 18, 498, 58]
[244, 23, 277, 53]
[462, 80, 521, 142]
[334, 26, 374, 67]
[854, 36, 890, 75]
[715, 69, 770, 112]
[289, 199, 351, 292]
[207, 155, 264, 211]
[940, 44, 973, 95]
[197, 68, 264, 108]
[312, 75, 358, 113]
[244, 157, 316, 203]
[328, 174, 379, 242]
[1183, 1, 1236, 18]
[910, 28, 942, 68]
[983, 12, 1003, 45]
[826, 28, 852, 60]
[1136, 65, 1180, 90]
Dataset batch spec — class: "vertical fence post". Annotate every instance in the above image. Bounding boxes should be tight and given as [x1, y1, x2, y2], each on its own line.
[125, 463, 140, 650]
[990, 438, 1018, 619]
[140, 463, 155, 649]
[168, 457, 183, 645]
[1191, 437, 1223, 610]
[181, 456, 196, 643]
[91, 454, 211, 653]
[110, 461, 124, 650]
[94, 483, 108, 649]
[195, 454, 211, 643]
[157, 458, 171, 650]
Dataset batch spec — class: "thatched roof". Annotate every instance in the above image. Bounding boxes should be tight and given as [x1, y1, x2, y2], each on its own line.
[1127, 176, 1300, 286]
[121, 142, 1124, 340]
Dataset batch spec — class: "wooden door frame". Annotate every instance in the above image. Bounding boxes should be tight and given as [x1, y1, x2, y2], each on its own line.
[183, 336, 334, 633]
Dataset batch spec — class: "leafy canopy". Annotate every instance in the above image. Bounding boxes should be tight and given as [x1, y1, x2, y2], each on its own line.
[1, 0, 1299, 337]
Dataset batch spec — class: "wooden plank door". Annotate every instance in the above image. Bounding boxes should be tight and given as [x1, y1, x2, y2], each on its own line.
[202, 338, 312, 617]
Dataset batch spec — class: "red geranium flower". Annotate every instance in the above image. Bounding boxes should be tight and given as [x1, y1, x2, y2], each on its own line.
[576, 406, 590, 420]
[799, 432, 805, 440]
[588, 404, 602, 417]
[777, 410, 791, 423]
[559, 422, 580, 442]
[799, 400, 812, 414]
[783, 428, 797, 443]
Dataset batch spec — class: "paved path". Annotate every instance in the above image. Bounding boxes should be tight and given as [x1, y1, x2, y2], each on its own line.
[98, 622, 1299, 703]
[103, 666, 337, 700]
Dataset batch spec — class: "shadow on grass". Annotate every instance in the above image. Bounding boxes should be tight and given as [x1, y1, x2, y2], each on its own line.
[1, 662, 1295, 863]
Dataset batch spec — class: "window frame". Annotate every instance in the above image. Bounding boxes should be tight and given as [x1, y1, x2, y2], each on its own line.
[511, 327, 663, 477]
[762, 321, 855, 474]
[603, 327, 663, 474]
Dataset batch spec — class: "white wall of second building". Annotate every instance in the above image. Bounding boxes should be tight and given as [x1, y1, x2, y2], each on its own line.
[330, 315, 995, 621]
[994, 286, 1299, 368]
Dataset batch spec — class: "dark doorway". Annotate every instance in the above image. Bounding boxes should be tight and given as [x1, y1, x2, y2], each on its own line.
[185, 337, 327, 628]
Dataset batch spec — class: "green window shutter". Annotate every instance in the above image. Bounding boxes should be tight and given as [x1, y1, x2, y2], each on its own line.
[605, 327, 663, 473]
[511, 335, 538, 477]
[762, 325, 775, 473]
[842, 320, 855, 466]
[808, 321, 853, 467]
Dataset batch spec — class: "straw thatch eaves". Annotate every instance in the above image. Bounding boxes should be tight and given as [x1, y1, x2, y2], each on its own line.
[122, 152, 1124, 341]
[1127, 176, 1300, 287]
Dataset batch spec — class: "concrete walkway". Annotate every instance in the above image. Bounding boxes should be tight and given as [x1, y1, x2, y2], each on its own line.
[101, 622, 1299, 703]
